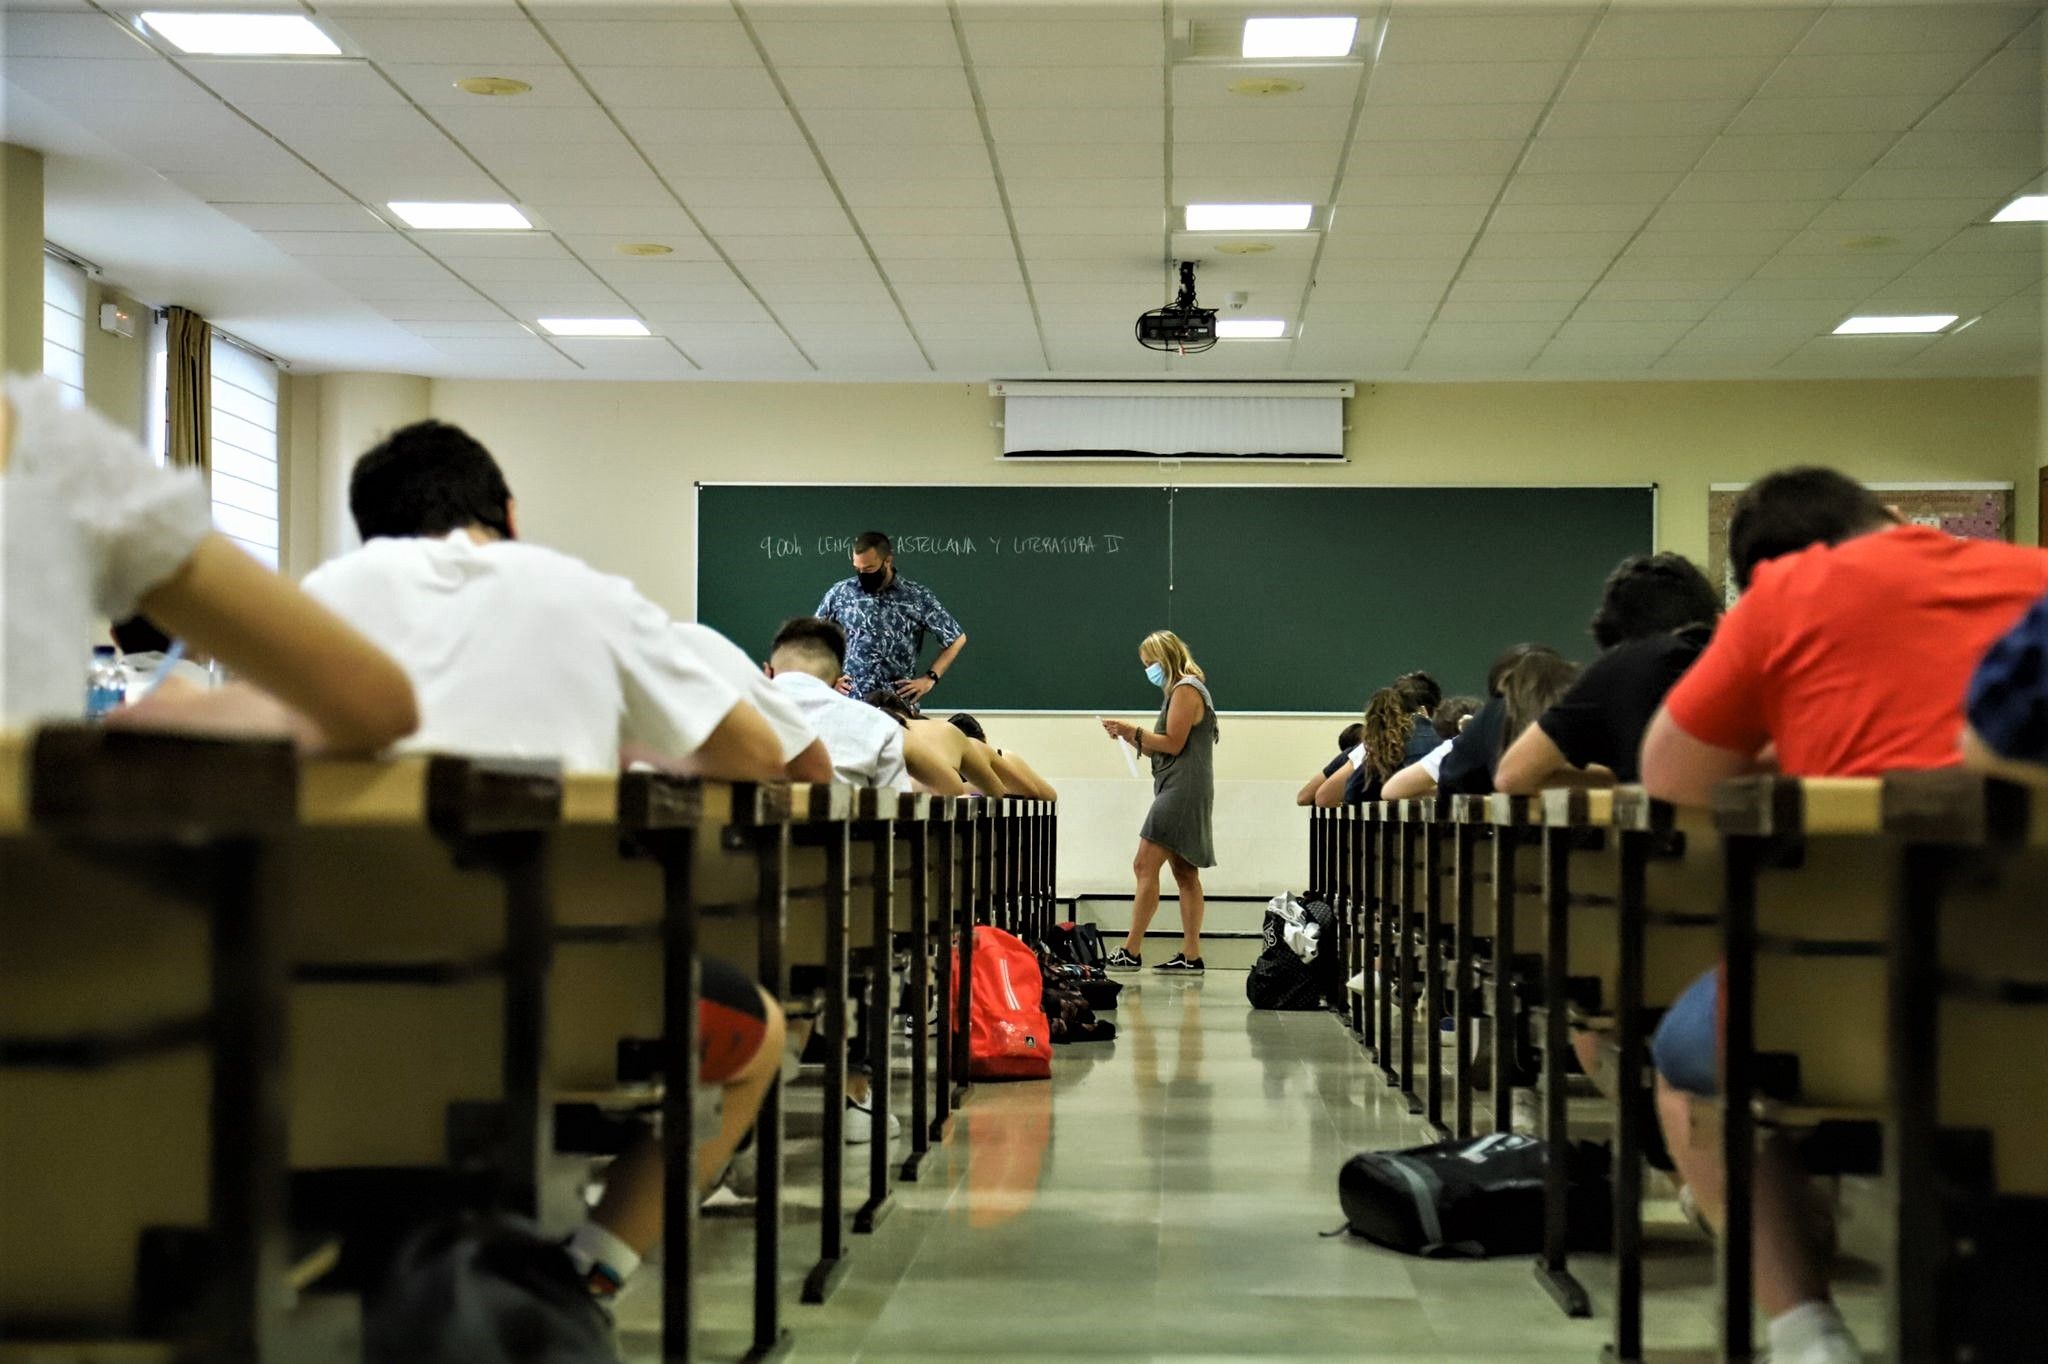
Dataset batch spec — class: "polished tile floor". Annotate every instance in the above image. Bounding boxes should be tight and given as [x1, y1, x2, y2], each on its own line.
[621, 973, 1880, 1362]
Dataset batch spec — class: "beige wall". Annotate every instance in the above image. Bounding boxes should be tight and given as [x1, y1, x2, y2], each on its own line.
[0, 144, 43, 376]
[301, 372, 2041, 902]
[80, 283, 150, 433]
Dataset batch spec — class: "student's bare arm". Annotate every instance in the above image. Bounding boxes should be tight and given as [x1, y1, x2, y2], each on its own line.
[959, 737, 1009, 800]
[903, 733, 969, 795]
[1639, 705, 1759, 809]
[997, 749, 1057, 801]
[1380, 762, 1435, 801]
[677, 700, 786, 783]
[786, 737, 834, 784]
[1296, 770, 1329, 806]
[140, 536, 417, 754]
[1311, 764, 1352, 807]
[1494, 725, 1615, 796]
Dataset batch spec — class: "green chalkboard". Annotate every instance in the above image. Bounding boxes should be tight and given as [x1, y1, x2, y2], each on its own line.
[1169, 486, 1654, 709]
[696, 484, 1172, 712]
[695, 483, 1653, 711]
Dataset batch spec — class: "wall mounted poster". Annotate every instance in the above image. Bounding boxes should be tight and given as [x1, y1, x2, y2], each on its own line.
[1707, 481, 2013, 605]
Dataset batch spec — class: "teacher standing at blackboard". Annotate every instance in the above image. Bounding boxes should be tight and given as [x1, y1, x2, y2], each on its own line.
[1100, 630, 1218, 974]
[815, 530, 967, 707]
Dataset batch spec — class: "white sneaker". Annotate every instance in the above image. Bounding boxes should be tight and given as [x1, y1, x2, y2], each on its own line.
[1772, 1331, 1862, 1364]
[844, 1095, 901, 1146]
[1346, 970, 1366, 995]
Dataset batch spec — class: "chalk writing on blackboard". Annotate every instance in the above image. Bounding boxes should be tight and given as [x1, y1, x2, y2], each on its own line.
[764, 532, 1130, 560]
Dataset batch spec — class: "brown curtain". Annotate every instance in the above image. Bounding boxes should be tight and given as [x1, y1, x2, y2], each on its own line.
[165, 305, 211, 473]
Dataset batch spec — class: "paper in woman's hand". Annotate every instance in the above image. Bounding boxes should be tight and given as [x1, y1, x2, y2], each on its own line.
[1097, 716, 1142, 778]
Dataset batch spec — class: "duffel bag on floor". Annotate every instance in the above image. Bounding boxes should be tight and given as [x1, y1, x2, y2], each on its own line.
[1246, 940, 1324, 1010]
[1336, 1133, 1611, 1258]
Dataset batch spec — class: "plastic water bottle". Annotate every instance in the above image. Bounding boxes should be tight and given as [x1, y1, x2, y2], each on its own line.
[85, 645, 127, 718]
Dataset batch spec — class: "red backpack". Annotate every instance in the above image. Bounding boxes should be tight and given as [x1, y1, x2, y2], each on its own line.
[959, 925, 1051, 1080]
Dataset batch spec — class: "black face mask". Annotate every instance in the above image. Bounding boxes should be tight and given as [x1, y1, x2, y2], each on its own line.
[857, 567, 888, 593]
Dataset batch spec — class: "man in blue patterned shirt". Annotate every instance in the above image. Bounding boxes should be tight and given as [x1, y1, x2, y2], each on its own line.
[815, 531, 967, 708]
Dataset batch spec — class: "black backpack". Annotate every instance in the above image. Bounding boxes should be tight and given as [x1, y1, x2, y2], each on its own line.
[1246, 896, 1339, 1011]
[1337, 1133, 1611, 1258]
[364, 1214, 619, 1363]
[1047, 921, 1107, 970]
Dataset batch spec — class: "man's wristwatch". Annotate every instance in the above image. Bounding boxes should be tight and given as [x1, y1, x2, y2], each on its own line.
[925, 669, 940, 685]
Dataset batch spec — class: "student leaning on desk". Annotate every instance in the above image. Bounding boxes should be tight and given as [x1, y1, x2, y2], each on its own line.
[0, 374, 415, 751]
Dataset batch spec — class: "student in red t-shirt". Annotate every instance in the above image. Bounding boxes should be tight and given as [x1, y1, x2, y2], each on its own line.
[1640, 468, 2048, 1364]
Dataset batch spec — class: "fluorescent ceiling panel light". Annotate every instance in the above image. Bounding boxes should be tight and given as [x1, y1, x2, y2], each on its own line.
[1242, 17, 1359, 59]
[1990, 194, 2048, 223]
[387, 202, 532, 231]
[1185, 203, 1313, 232]
[1832, 314, 1956, 336]
[139, 12, 339, 55]
[1217, 319, 1288, 338]
[538, 318, 651, 337]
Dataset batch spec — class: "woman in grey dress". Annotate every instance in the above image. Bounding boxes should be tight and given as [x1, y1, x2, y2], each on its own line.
[1099, 630, 1218, 973]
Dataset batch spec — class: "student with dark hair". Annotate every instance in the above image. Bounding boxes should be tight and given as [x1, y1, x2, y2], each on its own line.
[863, 689, 1001, 798]
[1496, 553, 1721, 794]
[765, 616, 907, 791]
[1295, 721, 1366, 806]
[1384, 644, 1561, 800]
[1640, 466, 2048, 1364]
[1393, 669, 1445, 761]
[305, 419, 798, 1301]
[945, 713, 1058, 800]
[1431, 697, 1479, 740]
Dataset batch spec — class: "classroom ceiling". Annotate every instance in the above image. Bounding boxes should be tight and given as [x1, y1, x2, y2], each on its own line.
[1, 0, 2042, 382]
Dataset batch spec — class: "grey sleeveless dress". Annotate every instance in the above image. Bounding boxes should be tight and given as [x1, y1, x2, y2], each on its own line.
[1139, 676, 1219, 868]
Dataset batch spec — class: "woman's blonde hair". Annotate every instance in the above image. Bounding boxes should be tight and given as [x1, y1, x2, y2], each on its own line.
[1502, 651, 1581, 748]
[1139, 629, 1203, 683]
[1360, 687, 1410, 780]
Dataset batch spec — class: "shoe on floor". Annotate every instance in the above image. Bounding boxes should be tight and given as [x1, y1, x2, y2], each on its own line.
[1103, 948, 1142, 970]
[1345, 970, 1366, 995]
[844, 1095, 902, 1146]
[1153, 953, 1204, 973]
[1771, 1329, 1863, 1364]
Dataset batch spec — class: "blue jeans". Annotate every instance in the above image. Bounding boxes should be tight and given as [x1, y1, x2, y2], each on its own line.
[1651, 968, 1720, 1096]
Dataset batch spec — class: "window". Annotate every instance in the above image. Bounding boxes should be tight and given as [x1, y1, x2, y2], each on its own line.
[146, 312, 168, 466]
[209, 336, 280, 568]
[41, 251, 87, 408]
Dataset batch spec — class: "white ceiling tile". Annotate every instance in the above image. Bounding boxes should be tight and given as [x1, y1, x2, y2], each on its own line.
[374, 298, 508, 321]
[379, 62, 595, 108]
[1537, 99, 1744, 139]
[354, 279, 497, 303]
[1345, 140, 1525, 177]
[242, 102, 455, 143]
[1583, 8, 1821, 60]
[177, 169, 352, 202]
[1029, 258, 1168, 283]
[1748, 252, 1909, 280]
[1319, 232, 1474, 260]
[1695, 130, 1900, 173]
[581, 65, 784, 109]
[1174, 142, 1340, 179]
[881, 258, 1024, 284]
[751, 19, 960, 66]
[1366, 60, 1568, 106]
[1875, 130, 2046, 173]
[1457, 256, 1612, 284]
[327, 18, 559, 64]
[992, 106, 1164, 144]
[1602, 254, 1768, 283]
[820, 142, 995, 179]
[1171, 61, 1362, 108]
[210, 201, 388, 232]
[304, 253, 461, 283]
[777, 66, 973, 109]
[1010, 204, 1163, 235]
[1775, 334, 1934, 370]
[1307, 277, 1448, 303]
[400, 320, 535, 339]
[514, 175, 677, 207]
[483, 282, 628, 307]
[1378, 12, 1597, 64]
[1521, 136, 1713, 174]
[1693, 299, 1848, 328]
[871, 234, 1015, 259]
[1018, 233, 1160, 260]
[1793, 6, 2038, 56]
[473, 141, 652, 179]
[982, 66, 1167, 108]
[1006, 177, 1164, 207]
[440, 255, 598, 284]
[1304, 298, 1440, 323]
[183, 59, 409, 107]
[1486, 202, 1653, 233]
[1002, 142, 1162, 178]
[1843, 166, 2043, 201]
[1758, 50, 1988, 100]
[1568, 297, 1715, 322]
[722, 235, 870, 261]
[1447, 279, 1595, 304]
[1472, 230, 1637, 260]
[1500, 171, 1687, 204]
[666, 177, 838, 208]
[1356, 104, 1544, 143]
[330, 168, 507, 201]
[1723, 276, 1889, 302]
[1, 11, 155, 59]
[808, 108, 986, 145]
[1296, 321, 1428, 347]
[1318, 256, 1459, 283]
[1436, 297, 1578, 323]
[1671, 167, 1865, 201]
[852, 204, 1012, 235]
[1171, 106, 1359, 145]
[1563, 57, 1779, 103]
[424, 336, 561, 359]
[694, 203, 855, 236]
[1643, 200, 1829, 232]
[1170, 175, 1333, 204]
[426, 105, 625, 145]
[1919, 84, 2044, 135]
[1334, 174, 1505, 207]
[1943, 224, 2043, 256]
[893, 281, 1032, 309]
[1629, 228, 1798, 258]
[262, 230, 418, 257]
[3, 57, 213, 103]
[536, 17, 756, 66]
[1896, 251, 2043, 282]
[1529, 350, 1653, 373]
[1723, 94, 1943, 136]
[1775, 226, 1950, 257]
[560, 232, 718, 260]
[611, 108, 805, 147]
[1328, 204, 1489, 236]
[836, 178, 1002, 207]
[631, 300, 773, 325]
[1584, 278, 1734, 303]
[648, 143, 823, 178]
[958, 19, 1163, 67]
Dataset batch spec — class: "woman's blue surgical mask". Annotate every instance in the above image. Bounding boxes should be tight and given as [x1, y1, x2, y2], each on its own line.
[1144, 661, 1167, 687]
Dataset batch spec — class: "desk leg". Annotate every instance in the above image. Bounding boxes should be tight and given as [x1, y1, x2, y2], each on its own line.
[1889, 846, 1944, 1364]
[953, 819, 978, 1108]
[1492, 831, 1519, 1135]
[1720, 838, 1759, 1364]
[1378, 821, 1397, 1080]
[745, 826, 791, 1364]
[1535, 826, 1592, 1318]
[1399, 825, 1418, 1108]
[654, 833, 702, 1363]
[802, 825, 851, 1305]
[1355, 814, 1372, 1048]
[1423, 823, 1446, 1136]
[1452, 825, 1477, 1141]
[856, 824, 895, 1234]
[932, 822, 957, 1143]
[492, 832, 552, 1219]
[903, 824, 932, 1182]
[1608, 828, 1648, 1364]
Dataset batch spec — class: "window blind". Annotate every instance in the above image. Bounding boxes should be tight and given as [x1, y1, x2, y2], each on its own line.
[209, 336, 280, 568]
[41, 252, 87, 409]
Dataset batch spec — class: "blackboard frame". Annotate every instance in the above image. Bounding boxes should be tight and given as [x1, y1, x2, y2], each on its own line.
[695, 481, 1658, 714]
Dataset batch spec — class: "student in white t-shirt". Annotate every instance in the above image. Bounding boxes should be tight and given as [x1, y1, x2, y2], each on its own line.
[763, 616, 910, 792]
[1, 374, 415, 749]
[302, 418, 786, 1306]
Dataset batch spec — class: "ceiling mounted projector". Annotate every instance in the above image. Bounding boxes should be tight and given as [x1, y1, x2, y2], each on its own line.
[1136, 261, 1218, 355]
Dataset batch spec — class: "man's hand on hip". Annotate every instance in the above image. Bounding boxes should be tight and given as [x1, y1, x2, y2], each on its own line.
[894, 676, 935, 702]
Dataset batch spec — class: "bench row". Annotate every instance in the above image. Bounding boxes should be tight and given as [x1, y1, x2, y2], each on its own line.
[0, 725, 1059, 1363]
[1309, 773, 2048, 1364]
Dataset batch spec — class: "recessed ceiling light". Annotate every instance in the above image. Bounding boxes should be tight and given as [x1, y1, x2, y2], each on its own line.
[139, 12, 339, 56]
[1242, 17, 1359, 60]
[387, 201, 532, 231]
[538, 318, 652, 337]
[455, 76, 533, 97]
[615, 242, 675, 257]
[1991, 194, 2048, 223]
[1186, 203, 1313, 232]
[1217, 319, 1288, 339]
[1832, 314, 1957, 336]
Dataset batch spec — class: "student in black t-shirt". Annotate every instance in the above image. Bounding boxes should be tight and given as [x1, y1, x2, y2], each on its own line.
[1394, 670, 1444, 763]
[1295, 721, 1365, 806]
[1385, 644, 1563, 799]
[1495, 553, 1722, 794]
